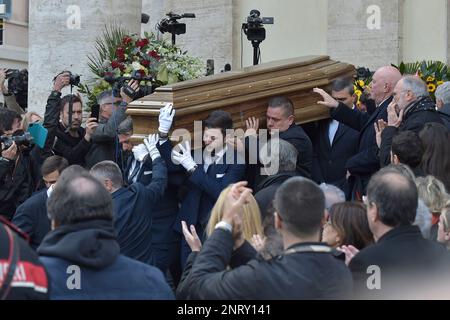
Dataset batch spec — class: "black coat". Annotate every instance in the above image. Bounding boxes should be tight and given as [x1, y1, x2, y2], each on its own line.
[184, 228, 353, 299]
[43, 91, 91, 166]
[254, 171, 297, 218]
[279, 124, 313, 178]
[439, 104, 450, 130]
[349, 225, 449, 299]
[12, 189, 51, 250]
[380, 96, 445, 166]
[309, 119, 359, 193]
[111, 156, 167, 265]
[331, 97, 392, 195]
[0, 148, 37, 219]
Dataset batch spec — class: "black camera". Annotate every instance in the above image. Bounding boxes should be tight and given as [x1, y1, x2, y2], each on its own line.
[0, 132, 33, 151]
[157, 12, 196, 45]
[5, 69, 28, 110]
[53, 71, 81, 87]
[69, 73, 81, 86]
[104, 70, 153, 100]
[356, 67, 373, 80]
[242, 10, 274, 42]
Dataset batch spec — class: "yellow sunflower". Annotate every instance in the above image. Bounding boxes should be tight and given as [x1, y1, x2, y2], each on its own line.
[427, 83, 436, 92]
[358, 80, 365, 87]
[355, 89, 362, 97]
[426, 76, 435, 83]
[437, 80, 444, 86]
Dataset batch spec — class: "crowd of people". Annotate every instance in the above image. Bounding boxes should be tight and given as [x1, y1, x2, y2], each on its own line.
[1, 65, 450, 300]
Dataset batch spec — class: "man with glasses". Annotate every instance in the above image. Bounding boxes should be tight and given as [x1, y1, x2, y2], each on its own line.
[378, 75, 445, 166]
[12, 155, 68, 249]
[85, 80, 139, 169]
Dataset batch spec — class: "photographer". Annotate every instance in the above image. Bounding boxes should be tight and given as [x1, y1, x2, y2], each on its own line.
[84, 80, 139, 169]
[43, 72, 98, 166]
[0, 109, 38, 219]
[0, 68, 25, 115]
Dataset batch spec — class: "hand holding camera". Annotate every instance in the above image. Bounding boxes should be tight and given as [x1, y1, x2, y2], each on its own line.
[1, 142, 17, 161]
[84, 118, 99, 142]
[120, 79, 140, 103]
[53, 72, 71, 92]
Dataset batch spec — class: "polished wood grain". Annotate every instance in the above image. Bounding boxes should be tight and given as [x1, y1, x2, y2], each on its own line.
[127, 55, 355, 144]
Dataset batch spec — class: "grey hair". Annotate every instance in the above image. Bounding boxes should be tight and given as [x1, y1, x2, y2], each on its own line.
[118, 116, 133, 135]
[90, 160, 123, 190]
[319, 183, 345, 210]
[402, 75, 429, 98]
[260, 138, 298, 175]
[414, 199, 432, 239]
[435, 81, 450, 104]
[97, 90, 115, 105]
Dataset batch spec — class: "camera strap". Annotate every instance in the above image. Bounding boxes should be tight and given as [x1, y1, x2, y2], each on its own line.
[65, 86, 74, 133]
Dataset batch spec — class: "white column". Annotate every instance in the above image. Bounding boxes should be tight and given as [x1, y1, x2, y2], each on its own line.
[327, 0, 403, 70]
[29, 0, 142, 115]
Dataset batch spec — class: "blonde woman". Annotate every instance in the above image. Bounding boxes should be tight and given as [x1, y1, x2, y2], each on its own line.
[206, 186, 263, 241]
[22, 111, 43, 131]
[416, 175, 450, 240]
[177, 184, 264, 299]
[437, 200, 450, 249]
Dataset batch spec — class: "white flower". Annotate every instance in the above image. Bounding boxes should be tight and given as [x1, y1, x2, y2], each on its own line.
[132, 61, 144, 71]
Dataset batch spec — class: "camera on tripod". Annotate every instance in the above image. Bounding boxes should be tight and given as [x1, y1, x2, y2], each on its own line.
[242, 10, 274, 42]
[104, 70, 153, 100]
[0, 132, 33, 152]
[157, 12, 196, 45]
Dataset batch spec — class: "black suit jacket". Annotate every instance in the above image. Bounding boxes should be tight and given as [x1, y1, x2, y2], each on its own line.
[12, 189, 51, 250]
[330, 97, 392, 195]
[310, 119, 359, 192]
[349, 225, 448, 299]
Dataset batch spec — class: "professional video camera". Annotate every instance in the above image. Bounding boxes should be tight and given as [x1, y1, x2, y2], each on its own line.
[5, 69, 28, 110]
[242, 10, 274, 65]
[104, 70, 153, 100]
[242, 10, 274, 43]
[0, 132, 33, 152]
[157, 12, 196, 45]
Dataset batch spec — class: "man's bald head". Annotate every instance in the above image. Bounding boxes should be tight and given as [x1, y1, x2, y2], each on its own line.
[47, 169, 114, 226]
[370, 66, 402, 105]
[367, 170, 418, 227]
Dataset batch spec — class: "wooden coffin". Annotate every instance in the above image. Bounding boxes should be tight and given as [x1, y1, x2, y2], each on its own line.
[127, 55, 355, 143]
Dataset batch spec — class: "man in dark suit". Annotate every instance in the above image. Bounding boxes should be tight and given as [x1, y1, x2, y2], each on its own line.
[12, 155, 69, 250]
[266, 96, 313, 178]
[347, 169, 448, 299]
[181, 178, 352, 299]
[309, 78, 359, 196]
[90, 134, 167, 265]
[435, 81, 450, 130]
[170, 110, 246, 267]
[314, 66, 402, 199]
[123, 104, 182, 284]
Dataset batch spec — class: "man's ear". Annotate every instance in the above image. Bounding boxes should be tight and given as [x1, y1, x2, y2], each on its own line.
[274, 211, 282, 230]
[104, 179, 113, 192]
[368, 203, 380, 223]
[287, 114, 295, 126]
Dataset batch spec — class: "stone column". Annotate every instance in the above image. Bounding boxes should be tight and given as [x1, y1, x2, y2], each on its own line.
[327, 0, 403, 70]
[141, 0, 233, 74]
[29, 0, 142, 115]
[447, 0, 450, 65]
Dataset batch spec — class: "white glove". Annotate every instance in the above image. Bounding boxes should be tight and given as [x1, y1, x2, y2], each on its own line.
[132, 143, 149, 162]
[172, 140, 197, 172]
[158, 103, 175, 134]
[144, 133, 161, 161]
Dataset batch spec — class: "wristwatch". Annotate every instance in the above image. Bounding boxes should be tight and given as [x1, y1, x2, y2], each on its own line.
[215, 221, 232, 233]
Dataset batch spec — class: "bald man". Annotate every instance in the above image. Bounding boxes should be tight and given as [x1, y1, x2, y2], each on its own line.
[314, 66, 402, 199]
